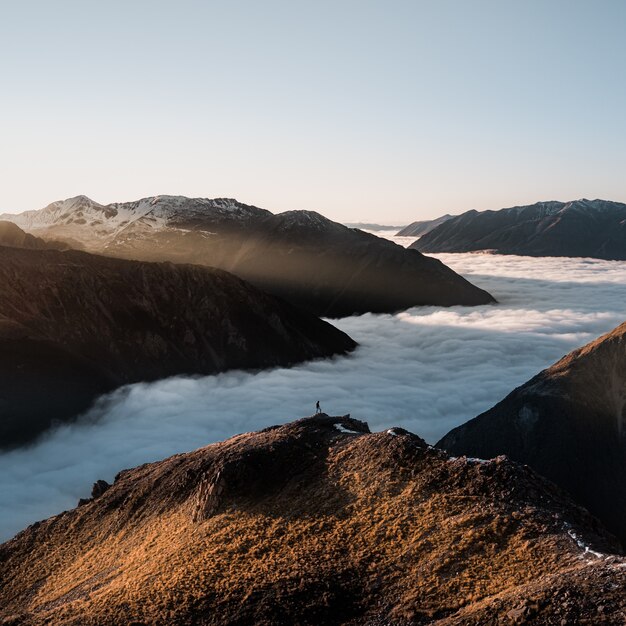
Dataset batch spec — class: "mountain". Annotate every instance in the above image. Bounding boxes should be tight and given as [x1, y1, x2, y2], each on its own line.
[1, 414, 623, 625]
[438, 321, 626, 547]
[0, 245, 355, 448]
[411, 199, 626, 259]
[0, 220, 69, 250]
[1, 196, 495, 316]
[396, 214, 453, 237]
[343, 222, 406, 230]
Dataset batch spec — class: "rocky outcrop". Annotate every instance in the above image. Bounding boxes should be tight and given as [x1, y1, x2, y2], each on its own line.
[412, 199, 626, 259]
[0, 246, 355, 448]
[1, 415, 624, 625]
[438, 321, 626, 547]
[1, 195, 495, 316]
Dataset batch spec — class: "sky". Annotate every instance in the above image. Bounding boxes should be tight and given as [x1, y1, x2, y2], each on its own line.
[2, 0, 626, 222]
[3, 248, 626, 540]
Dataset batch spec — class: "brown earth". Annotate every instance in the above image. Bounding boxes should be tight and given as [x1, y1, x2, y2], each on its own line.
[1, 415, 624, 625]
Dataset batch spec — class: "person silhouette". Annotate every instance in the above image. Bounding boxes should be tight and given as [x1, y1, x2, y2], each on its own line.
[315, 400, 321, 414]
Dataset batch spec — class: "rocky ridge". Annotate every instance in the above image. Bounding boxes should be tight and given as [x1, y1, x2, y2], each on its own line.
[0, 415, 624, 625]
[439, 321, 626, 548]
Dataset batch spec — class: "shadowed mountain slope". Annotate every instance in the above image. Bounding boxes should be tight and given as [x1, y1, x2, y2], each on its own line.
[439, 321, 626, 548]
[0, 246, 355, 448]
[1, 195, 495, 316]
[0, 220, 69, 250]
[412, 199, 626, 259]
[1, 415, 624, 625]
[396, 214, 453, 238]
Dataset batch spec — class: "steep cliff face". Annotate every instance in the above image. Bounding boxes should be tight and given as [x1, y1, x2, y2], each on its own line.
[439, 322, 626, 547]
[0, 246, 355, 448]
[1, 415, 624, 625]
[1, 195, 495, 316]
[412, 199, 626, 260]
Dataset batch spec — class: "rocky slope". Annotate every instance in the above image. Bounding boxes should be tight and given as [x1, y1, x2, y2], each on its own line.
[411, 199, 626, 259]
[1, 195, 495, 316]
[439, 321, 626, 548]
[0, 245, 355, 448]
[1, 414, 624, 625]
[0, 220, 69, 250]
[396, 214, 453, 238]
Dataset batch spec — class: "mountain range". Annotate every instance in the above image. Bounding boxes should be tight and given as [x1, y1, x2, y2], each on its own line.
[396, 214, 454, 238]
[0, 195, 494, 316]
[1, 414, 624, 625]
[411, 199, 626, 259]
[0, 230, 355, 448]
[439, 320, 626, 547]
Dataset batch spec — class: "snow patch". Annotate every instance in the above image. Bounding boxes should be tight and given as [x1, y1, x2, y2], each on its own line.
[334, 424, 362, 435]
[565, 525, 605, 560]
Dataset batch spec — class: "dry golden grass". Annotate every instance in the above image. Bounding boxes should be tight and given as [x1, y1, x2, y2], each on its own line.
[1, 415, 624, 625]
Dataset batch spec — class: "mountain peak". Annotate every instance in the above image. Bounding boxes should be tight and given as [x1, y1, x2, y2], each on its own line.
[438, 318, 626, 546]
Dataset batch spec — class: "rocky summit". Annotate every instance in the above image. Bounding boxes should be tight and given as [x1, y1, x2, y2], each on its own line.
[0, 241, 355, 448]
[1, 415, 624, 625]
[0, 195, 495, 317]
[439, 321, 626, 549]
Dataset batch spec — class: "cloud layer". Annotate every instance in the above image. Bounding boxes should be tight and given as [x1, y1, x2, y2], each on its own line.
[2, 248, 626, 541]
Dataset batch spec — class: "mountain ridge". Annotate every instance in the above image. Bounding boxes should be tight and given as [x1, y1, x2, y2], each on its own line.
[438, 320, 626, 547]
[1, 414, 624, 625]
[0, 195, 495, 317]
[0, 239, 355, 448]
[411, 198, 626, 259]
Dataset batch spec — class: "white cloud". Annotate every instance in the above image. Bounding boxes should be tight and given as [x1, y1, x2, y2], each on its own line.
[2, 247, 626, 541]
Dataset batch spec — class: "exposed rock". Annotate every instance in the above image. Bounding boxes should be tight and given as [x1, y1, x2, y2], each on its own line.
[91, 480, 111, 499]
[1, 415, 624, 625]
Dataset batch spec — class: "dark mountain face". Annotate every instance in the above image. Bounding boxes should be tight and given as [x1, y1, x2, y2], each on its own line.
[0, 245, 355, 448]
[1, 414, 624, 626]
[412, 199, 626, 259]
[1, 196, 495, 316]
[396, 213, 453, 237]
[438, 322, 626, 547]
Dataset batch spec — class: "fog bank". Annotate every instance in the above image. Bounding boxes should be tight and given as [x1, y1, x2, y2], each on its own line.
[2, 250, 626, 540]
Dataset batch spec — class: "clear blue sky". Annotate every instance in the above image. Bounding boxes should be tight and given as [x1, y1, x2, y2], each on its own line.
[2, 0, 626, 222]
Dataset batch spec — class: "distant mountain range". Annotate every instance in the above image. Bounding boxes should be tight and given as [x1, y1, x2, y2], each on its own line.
[439, 320, 626, 547]
[343, 222, 406, 230]
[0, 226, 355, 448]
[411, 199, 626, 259]
[0, 195, 494, 316]
[396, 214, 453, 237]
[2, 414, 624, 625]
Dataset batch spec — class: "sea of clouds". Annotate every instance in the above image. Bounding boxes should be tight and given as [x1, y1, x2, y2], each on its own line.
[2, 239, 626, 540]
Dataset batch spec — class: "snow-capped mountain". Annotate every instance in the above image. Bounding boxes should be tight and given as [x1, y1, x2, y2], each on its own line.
[1, 195, 271, 247]
[411, 198, 626, 259]
[1, 195, 495, 317]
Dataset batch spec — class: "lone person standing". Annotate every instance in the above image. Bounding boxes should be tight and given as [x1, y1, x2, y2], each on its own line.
[316, 400, 322, 414]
